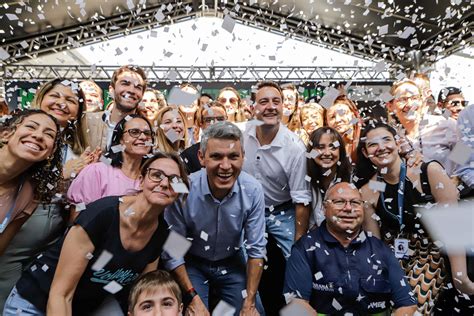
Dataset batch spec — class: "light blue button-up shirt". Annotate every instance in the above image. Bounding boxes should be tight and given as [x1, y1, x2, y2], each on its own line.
[162, 169, 267, 271]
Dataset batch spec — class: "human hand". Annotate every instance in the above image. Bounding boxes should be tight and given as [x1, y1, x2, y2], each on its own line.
[240, 299, 260, 316]
[406, 150, 423, 168]
[185, 295, 210, 316]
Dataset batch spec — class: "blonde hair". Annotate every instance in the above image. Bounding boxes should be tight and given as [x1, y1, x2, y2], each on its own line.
[128, 270, 182, 313]
[155, 106, 188, 153]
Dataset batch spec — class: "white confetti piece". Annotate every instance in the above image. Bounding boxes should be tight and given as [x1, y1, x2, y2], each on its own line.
[200, 231, 208, 241]
[241, 289, 248, 299]
[418, 202, 474, 252]
[111, 144, 124, 153]
[103, 280, 123, 294]
[75, 202, 86, 212]
[319, 87, 340, 109]
[314, 271, 323, 280]
[171, 182, 189, 194]
[378, 24, 388, 35]
[86, 252, 94, 260]
[167, 86, 198, 106]
[448, 142, 471, 165]
[368, 180, 386, 192]
[91, 250, 113, 271]
[212, 300, 235, 316]
[222, 15, 236, 33]
[163, 231, 192, 259]
[0, 48, 11, 61]
[280, 300, 312, 316]
[41, 264, 49, 272]
[165, 129, 180, 143]
[332, 298, 342, 310]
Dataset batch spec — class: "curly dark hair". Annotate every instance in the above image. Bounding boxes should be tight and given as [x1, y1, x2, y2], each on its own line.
[0, 109, 63, 202]
[107, 114, 154, 168]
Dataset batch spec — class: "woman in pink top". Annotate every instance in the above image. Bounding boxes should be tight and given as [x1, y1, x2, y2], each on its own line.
[68, 114, 154, 220]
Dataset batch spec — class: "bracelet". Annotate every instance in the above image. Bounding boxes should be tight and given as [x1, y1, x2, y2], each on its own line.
[183, 287, 198, 305]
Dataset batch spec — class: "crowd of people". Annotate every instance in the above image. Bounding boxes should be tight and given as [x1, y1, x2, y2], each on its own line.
[0, 65, 472, 316]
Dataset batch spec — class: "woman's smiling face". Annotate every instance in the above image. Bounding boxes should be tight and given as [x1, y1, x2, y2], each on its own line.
[40, 84, 80, 127]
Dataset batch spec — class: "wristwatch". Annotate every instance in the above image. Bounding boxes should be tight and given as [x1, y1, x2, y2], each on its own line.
[183, 287, 198, 305]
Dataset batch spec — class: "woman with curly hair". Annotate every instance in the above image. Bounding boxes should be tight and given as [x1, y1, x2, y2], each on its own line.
[0, 80, 102, 309]
[0, 109, 62, 256]
[325, 95, 362, 162]
[155, 106, 188, 153]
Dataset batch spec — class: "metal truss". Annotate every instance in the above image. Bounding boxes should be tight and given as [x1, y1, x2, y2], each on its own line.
[1, 64, 393, 83]
[2, 0, 471, 67]
[1, 1, 195, 64]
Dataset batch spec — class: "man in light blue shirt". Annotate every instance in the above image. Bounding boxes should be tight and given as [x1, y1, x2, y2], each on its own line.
[163, 121, 266, 316]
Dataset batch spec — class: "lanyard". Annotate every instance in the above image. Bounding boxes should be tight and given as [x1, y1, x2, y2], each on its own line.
[379, 162, 406, 227]
[0, 176, 26, 234]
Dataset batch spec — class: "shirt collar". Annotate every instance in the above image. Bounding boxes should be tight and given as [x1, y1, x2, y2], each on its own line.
[248, 122, 285, 148]
[320, 221, 367, 246]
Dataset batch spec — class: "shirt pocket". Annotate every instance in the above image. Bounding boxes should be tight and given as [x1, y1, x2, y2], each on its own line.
[359, 277, 391, 313]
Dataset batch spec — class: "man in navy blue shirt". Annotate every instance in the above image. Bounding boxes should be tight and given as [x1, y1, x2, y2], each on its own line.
[283, 182, 417, 315]
[163, 122, 266, 316]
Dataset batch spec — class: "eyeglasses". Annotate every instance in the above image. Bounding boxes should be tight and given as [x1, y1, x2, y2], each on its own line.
[394, 95, 421, 105]
[447, 100, 468, 107]
[218, 97, 239, 105]
[325, 199, 364, 209]
[203, 116, 226, 124]
[124, 128, 154, 138]
[147, 168, 183, 186]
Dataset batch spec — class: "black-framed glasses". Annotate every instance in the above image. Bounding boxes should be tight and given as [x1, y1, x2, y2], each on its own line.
[147, 168, 183, 185]
[325, 199, 364, 209]
[447, 100, 468, 107]
[203, 116, 226, 124]
[124, 128, 154, 138]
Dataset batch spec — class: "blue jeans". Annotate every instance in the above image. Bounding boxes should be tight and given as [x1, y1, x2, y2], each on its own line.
[186, 252, 264, 315]
[3, 286, 45, 316]
[265, 207, 295, 259]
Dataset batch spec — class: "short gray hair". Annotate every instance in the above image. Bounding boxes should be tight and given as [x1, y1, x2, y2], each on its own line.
[200, 121, 243, 154]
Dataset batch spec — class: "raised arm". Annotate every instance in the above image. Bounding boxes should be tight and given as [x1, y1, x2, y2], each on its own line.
[47, 225, 94, 316]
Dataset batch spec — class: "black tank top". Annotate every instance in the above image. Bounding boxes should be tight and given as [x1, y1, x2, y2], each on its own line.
[375, 161, 435, 238]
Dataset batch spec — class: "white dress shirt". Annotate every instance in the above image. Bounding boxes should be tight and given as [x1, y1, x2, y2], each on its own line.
[243, 123, 312, 208]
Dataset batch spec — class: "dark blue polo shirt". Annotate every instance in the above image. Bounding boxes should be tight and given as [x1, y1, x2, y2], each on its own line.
[283, 222, 416, 315]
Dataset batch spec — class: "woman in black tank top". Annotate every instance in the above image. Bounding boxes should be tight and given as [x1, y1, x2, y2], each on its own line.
[357, 122, 473, 314]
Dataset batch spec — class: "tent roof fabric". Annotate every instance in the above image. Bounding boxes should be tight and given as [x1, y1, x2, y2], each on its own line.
[0, 0, 472, 67]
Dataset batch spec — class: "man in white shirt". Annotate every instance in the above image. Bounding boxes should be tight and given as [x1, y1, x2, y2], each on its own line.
[243, 81, 312, 259]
